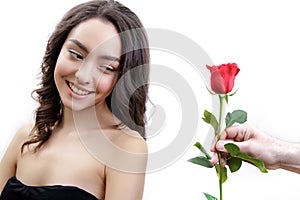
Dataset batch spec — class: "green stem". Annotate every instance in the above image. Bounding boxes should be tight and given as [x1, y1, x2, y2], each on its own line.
[217, 95, 225, 200]
[218, 152, 223, 200]
[217, 95, 224, 140]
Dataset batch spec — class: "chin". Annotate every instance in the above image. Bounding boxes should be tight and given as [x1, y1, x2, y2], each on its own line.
[62, 99, 93, 112]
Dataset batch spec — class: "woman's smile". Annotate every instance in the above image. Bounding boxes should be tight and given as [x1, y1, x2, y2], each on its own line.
[66, 80, 94, 96]
[54, 18, 121, 111]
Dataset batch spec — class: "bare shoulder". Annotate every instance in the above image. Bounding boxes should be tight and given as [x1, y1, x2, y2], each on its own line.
[3, 123, 33, 156]
[14, 123, 33, 143]
[0, 123, 33, 191]
[104, 127, 148, 172]
[112, 127, 148, 154]
[2, 123, 33, 163]
[104, 128, 147, 200]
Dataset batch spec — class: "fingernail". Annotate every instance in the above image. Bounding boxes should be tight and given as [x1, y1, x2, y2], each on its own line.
[216, 141, 225, 151]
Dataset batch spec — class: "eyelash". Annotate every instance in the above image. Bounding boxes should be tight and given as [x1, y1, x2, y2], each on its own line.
[68, 49, 83, 60]
[68, 49, 116, 72]
[98, 65, 116, 72]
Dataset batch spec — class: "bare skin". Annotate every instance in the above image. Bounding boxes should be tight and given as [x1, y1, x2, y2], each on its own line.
[0, 118, 147, 199]
[211, 124, 300, 174]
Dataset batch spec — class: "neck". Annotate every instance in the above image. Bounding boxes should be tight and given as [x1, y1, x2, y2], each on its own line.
[59, 102, 118, 132]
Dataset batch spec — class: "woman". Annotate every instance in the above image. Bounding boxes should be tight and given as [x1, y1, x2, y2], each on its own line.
[0, 0, 149, 199]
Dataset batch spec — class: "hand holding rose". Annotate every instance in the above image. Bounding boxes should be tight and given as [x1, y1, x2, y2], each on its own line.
[189, 63, 265, 200]
[211, 124, 300, 174]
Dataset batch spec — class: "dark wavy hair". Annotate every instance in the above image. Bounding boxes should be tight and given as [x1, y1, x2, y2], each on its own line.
[22, 0, 150, 152]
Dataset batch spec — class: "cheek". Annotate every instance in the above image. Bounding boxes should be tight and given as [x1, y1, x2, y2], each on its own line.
[54, 51, 79, 79]
[55, 56, 71, 77]
[95, 75, 118, 95]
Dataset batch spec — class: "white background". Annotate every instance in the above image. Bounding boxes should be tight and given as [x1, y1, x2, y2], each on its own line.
[1, 0, 299, 199]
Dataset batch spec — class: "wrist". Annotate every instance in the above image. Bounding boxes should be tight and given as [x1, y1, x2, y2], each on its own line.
[278, 141, 300, 173]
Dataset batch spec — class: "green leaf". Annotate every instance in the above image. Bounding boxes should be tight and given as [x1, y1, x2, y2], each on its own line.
[187, 156, 214, 168]
[225, 110, 247, 128]
[227, 157, 242, 173]
[235, 152, 268, 173]
[225, 143, 242, 173]
[202, 110, 219, 133]
[224, 143, 240, 156]
[229, 88, 239, 96]
[225, 94, 229, 104]
[215, 164, 227, 183]
[224, 143, 268, 173]
[194, 142, 212, 159]
[205, 85, 216, 95]
[203, 192, 218, 200]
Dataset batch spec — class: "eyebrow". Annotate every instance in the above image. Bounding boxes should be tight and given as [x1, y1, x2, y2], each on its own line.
[100, 55, 120, 63]
[70, 39, 89, 53]
[70, 38, 120, 63]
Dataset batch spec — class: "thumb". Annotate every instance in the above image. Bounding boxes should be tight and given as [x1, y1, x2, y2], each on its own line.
[216, 140, 248, 153]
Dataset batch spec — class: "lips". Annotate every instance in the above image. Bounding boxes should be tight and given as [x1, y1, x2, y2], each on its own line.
[66, 81, 93, 96]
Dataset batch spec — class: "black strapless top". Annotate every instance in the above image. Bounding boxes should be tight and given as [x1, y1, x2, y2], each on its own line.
[0, 176, 99, 200]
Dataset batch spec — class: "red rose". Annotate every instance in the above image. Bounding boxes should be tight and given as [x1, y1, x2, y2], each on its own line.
[206, 63, 240, 94]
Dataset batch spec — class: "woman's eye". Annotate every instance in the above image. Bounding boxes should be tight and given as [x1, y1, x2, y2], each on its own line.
[98, 65, 116, 72]
[68, 50, 83, 60]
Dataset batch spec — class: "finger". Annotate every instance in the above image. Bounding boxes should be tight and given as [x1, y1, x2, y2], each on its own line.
[211, 130, 230, 151]
[219, 130, 228, 140]
[210, 136, 218, 152]
[224, 125, 240, 140]
[211, 151, 227, 166]
[211, 152, 218, 165]
[225, 124, 250, 141]
[216, 139, 246, 152]
[215, 140, 227, 152]
[216, 139, 251, 156]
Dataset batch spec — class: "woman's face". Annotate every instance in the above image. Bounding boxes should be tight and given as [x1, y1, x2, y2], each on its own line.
[54, 18, 121, 111]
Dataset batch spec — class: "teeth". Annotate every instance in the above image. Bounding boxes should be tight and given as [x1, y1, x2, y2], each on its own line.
[68, 82, 89, 96]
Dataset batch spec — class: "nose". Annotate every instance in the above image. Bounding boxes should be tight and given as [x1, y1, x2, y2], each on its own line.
[75, 62, 93, 85]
